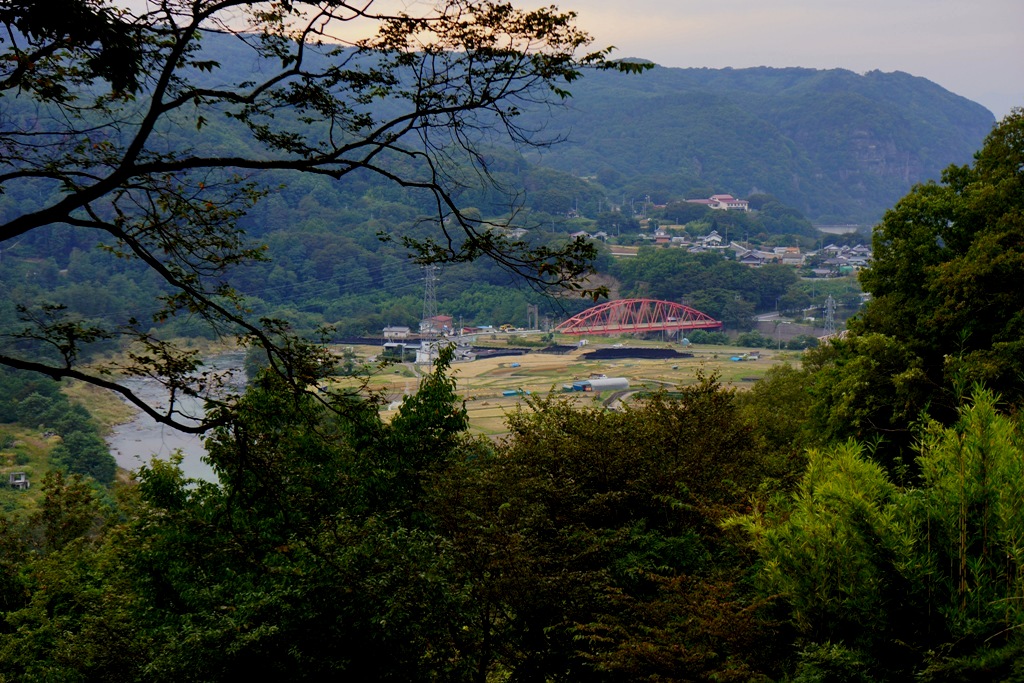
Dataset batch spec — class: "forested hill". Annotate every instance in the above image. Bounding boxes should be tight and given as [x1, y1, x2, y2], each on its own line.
[19, 27, 990, 226]
[82, 29, 997, 224]
[524, 65, 995, 223]
[0, 36, 1001, 339]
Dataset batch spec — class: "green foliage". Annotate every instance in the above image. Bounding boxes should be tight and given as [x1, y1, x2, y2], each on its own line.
[363, 346, 469, 520]
[735, 331, 773, 348]
[0, 366, 116, 484]
[608, 248, 796, 326]
[0, 354, 482, 681]
[687, 329, 730, 345]
[743, 442, 912, 640]
[913, 390, 1024, 644]
[0, 471, 135, 681]
[855, 108, 1024, 413]
[0, 367, 802, 681]
[431, 378, 784, 680]
[736, 387, 1024, 680]
[0, 368, 61, 423]
[786, 334, 819, 351]
[777, 288, 812, 314]
[803, 333, 932, 471]
[736, 363, 816, 464]
[50, 431, 115, 483]
[659, 200, 711, 224]
[755, 197, 818, 236]
[791, 642, 875, 683]
[799, 110, 1024, 472]
[651, 197, 815, 237]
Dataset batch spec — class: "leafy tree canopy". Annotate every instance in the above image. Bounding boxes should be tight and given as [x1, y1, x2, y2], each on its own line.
[736, 387, 1024, 681]
[803, 109, 1024, 468]
[0, 0, 642, 431]
[856, 108, 1024, 400]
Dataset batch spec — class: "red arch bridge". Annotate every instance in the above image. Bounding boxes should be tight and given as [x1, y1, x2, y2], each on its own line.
[554, 298, 723, 336]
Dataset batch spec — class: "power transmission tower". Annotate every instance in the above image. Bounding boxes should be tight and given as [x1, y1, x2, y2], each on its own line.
[421, 265, 439, 338]
[824, 294, 837, 336]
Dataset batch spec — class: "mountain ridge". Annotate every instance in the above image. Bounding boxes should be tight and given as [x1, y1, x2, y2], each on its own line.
[132, 31, 1000, 223]
[524, 64, 995, 223]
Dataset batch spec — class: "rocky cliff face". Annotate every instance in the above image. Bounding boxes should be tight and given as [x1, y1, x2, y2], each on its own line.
[844, 131, 919, 184]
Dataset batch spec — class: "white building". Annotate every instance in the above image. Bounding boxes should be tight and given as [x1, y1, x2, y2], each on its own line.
[686, 194, 750, 211]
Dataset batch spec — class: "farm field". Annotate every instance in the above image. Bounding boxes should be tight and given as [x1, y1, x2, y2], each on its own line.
[333, 338, 801, 437]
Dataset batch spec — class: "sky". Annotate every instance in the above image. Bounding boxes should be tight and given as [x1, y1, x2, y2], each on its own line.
[551, 0, 1023, 119]
[118, 0, 1021, 119]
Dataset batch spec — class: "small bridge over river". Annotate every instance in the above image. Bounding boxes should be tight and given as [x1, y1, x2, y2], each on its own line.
[554, 298, 723, 336]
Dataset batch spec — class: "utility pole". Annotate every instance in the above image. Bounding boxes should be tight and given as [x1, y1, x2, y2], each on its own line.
[775, 320, 792, 350]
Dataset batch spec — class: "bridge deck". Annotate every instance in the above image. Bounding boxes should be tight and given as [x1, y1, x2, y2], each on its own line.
[557, 321, 722, 335]
[555, 298, 723, 336]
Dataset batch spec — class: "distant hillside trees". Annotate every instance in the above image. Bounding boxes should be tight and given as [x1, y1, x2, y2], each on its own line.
[0, 368, 115, 483]
[526, 66, 993, 224]
[661, 201, 711, 224]
[608, 249, 799, 329]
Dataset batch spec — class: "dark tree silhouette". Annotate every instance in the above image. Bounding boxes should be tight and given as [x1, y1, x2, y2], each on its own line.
[0, 0, 639, 431]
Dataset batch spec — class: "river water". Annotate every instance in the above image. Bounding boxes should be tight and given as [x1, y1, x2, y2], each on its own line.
[105, 352, 246, 483]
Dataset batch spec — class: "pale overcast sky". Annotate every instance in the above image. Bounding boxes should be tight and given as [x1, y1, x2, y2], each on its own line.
[553, 0, 1023, 119]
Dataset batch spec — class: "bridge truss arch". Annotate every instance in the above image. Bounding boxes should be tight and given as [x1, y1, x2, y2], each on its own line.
[554, 298, 723, 336]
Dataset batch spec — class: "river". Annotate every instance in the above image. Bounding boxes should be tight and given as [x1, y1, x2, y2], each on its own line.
[105, 352, 246, 483]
